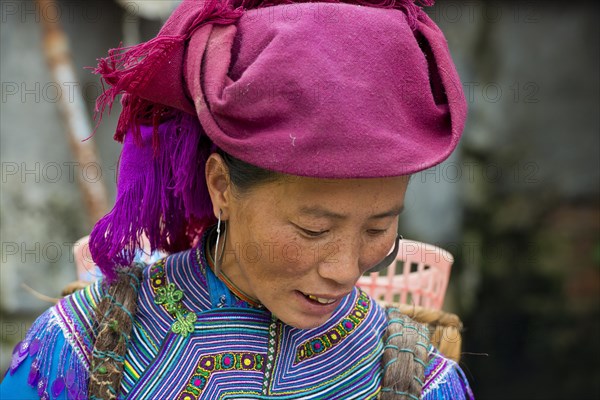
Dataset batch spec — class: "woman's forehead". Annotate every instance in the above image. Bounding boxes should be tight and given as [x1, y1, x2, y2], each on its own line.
[277, 174, 409, 192]
[249, 175, 409, 214]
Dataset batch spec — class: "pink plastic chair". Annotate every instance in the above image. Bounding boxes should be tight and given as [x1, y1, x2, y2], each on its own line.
[356, 240, 454, 310]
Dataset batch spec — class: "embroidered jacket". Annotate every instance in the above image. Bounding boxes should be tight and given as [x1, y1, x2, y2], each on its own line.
[1, 233, 474, 399]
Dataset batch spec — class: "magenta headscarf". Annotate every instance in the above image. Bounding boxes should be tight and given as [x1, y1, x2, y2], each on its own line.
[89, 0, 467, 281]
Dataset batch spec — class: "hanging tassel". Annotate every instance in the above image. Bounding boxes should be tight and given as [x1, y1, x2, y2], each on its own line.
[89, 112, 216, 281]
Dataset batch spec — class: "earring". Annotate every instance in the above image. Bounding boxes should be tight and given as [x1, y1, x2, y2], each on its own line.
[214, 209, 227, 276]
[369, 235, 403, 272]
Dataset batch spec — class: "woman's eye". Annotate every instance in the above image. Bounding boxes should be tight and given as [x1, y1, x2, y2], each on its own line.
[367, 228, 388, 236]
[301, 228, 328, 237]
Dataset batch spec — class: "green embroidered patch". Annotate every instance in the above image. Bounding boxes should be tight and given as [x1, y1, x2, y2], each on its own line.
[151, 259, 197, 337]
[155, 283, 184, 313]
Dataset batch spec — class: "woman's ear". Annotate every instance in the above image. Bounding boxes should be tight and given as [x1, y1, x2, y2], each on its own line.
[205, 153, 232, 220]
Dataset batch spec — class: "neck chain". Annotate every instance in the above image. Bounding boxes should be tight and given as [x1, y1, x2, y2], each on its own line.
[205, 229, 262, 308]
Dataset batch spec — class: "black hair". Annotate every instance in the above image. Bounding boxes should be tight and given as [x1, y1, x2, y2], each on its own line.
[217, 148, 286, 193]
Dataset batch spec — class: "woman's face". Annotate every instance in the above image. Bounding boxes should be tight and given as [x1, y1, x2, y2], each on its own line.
[208, 157, 410, 329]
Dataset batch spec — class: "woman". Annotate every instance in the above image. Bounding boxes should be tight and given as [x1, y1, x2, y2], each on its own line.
[1, 0, 474, 398]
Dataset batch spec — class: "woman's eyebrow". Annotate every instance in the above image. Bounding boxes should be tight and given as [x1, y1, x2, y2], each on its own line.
[298, 205, 404, 220]
[370, 205, 405, 219]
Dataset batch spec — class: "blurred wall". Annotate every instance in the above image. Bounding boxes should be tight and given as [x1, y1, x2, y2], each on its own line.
[1, 1, 599, 399]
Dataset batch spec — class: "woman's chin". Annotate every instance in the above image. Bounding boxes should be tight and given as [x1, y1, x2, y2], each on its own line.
[276, 313, 330, 330]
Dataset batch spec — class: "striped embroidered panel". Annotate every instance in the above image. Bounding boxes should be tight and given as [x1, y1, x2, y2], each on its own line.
[120, 239, 387, 399]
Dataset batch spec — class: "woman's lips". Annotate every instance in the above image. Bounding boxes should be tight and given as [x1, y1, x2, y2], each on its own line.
[305, 294, 336, 305]
[295, 290, 349, 314]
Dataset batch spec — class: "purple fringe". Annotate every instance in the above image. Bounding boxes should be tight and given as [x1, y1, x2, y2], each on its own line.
[90, 113, 216, 281]
[9, 310, 89, 400]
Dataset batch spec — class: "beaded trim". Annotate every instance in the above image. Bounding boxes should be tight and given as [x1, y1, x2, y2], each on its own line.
[294, 290, 371, 364]
[261, 316, 280, 396]
[150, 258, 197, 337]
[179, 352, 266, 400]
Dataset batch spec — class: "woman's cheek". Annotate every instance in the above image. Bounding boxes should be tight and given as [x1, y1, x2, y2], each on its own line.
[272, 242, 316, 276]
[362, 234, 398, 269]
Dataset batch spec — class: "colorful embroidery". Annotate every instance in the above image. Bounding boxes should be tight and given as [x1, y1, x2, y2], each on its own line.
[294, 290, 371, 364]
[179, 352, 265, 399]
[151, 258, 198, 337]
[421, 346, 475, 400]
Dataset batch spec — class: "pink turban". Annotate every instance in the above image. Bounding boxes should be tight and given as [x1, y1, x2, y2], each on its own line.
[90, 0, 467, 280]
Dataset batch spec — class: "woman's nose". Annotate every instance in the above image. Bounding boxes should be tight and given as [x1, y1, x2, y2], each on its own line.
[316, 240, 362, 287]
